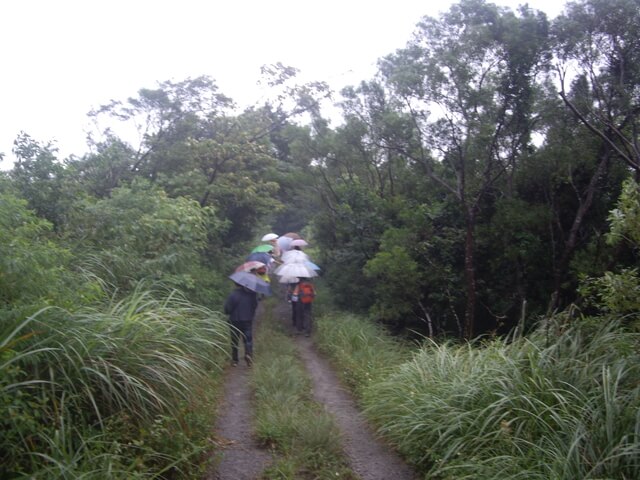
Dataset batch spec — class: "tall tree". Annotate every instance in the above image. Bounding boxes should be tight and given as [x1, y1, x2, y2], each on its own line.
[376, 0, 549, 337]
[545, 0, 640, 310]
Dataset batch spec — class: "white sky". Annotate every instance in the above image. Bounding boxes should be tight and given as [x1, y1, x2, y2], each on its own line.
[0, 0, 566, 169]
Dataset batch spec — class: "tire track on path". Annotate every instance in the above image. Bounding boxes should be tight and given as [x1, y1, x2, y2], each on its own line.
[206, 303, 272, 480]
[284, 301, 418, 480]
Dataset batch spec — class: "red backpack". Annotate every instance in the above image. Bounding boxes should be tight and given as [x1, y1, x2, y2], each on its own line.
[298, 281, 316, 304]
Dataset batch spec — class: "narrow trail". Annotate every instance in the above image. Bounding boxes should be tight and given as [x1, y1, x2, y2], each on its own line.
[294, 335, 418, 480]
[207, 298, 418, 480]
[206, 303, 272, 480]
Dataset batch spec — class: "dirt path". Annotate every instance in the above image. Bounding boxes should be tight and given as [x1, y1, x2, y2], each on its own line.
[206, 303, 272, 480]
[289, 307, 418, 480]
[207, 298, 418, 480]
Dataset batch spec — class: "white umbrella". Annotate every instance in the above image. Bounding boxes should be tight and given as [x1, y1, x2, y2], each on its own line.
[278, 275, 299, 284]
[281, 249, 309, 263]
[261, 233, 279, 241]
[274, 262, 317, 278]
[290, 239, 308, 248]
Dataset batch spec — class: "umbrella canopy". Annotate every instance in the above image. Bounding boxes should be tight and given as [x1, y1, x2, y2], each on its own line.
[305, 260, 321, 271]
[281, 249, 309, 264]
[283, 232, 301, 239]
[261, 233, 279, 241]
[274, 262, 317, 278]
[252, 244, 274, 253]
[290, 239, 308, 248]
[247, 252, 273, 266]
[277, 235, 293, 252]
[278, 275, 299, 284]
[229, 271, 272, 295]
[235, 260, 266, 273]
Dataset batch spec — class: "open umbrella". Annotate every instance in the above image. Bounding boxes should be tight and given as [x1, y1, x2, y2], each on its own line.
[247, 251, 273, 267]
[278, 275, 299, 284]
[261, 233, 279, 241]
[274, 262, 317, 278]
[283, 232, 301, 239]
[290, 239, 308, 248]
[277, 235, 293, 252]
[235, 260, 266, 273]
[281, 249, 309, 263]
[252, 244, 274, 253]
[305, 260, 321, 271]
[229, 271, 272, 296]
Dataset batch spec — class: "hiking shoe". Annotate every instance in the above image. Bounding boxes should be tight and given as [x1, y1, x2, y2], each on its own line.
[244, 354, 253, 367]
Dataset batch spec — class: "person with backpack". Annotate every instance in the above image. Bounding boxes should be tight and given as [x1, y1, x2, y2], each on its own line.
[292, 277, 316, 337]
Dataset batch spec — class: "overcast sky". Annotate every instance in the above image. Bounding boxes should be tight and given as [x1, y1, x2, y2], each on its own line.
[0, 0, 567, 169]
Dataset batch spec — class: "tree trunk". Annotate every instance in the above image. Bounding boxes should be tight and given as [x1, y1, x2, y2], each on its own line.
[549, 150, 609, 312]
[463, 207, 477, 340]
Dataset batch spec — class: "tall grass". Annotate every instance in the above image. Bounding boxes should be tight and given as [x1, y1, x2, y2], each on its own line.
[1, 285, 229, 478]
[315, 312, 412, 397]
[315, 312, 640, 479]
[363, 320, 640, 479]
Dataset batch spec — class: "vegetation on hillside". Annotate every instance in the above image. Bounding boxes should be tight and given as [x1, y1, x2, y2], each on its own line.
[1, 0, 639, 477]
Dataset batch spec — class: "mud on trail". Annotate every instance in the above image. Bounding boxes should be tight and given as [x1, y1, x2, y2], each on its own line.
[207, 298, 418, 480]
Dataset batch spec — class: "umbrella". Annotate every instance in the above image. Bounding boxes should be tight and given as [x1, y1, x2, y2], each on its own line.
[281, 249, 309, 263]
[261, 233, 279, 241]
[277, 235, 293, 252]
[290, 239, 308, 248]
[283, 232, 301, 239]
[278, 275, 299, 284]
[235, 260, 266, 273]
[274, 262, 317, 278]
[252, 244, 274, 253]
[229, 271, 272, 296]
[247, 252, 273, 266]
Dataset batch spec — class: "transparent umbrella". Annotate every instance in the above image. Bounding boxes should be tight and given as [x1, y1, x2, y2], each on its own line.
[229, 271, 272, 296]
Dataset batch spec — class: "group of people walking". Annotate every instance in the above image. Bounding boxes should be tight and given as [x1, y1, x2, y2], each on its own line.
[223, 232, 318, 366]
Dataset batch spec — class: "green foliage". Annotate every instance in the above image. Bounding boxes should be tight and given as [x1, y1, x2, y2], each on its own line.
[579, 178, 640, 321]
[0, 192, 97, 314]
[1, 287, 228, 478]
[315, 313, 411, 397]
[66, 181, 221, 299]
[364, 230, 422, 323]
[317, 310, 640, 479]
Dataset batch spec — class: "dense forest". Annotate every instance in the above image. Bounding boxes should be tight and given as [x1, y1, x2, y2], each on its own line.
[2, 0, 639, 478]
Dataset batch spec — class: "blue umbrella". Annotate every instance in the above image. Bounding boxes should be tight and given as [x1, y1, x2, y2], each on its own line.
[229, 271, 272, 296]
[305, 260, 321, 271]
[247, 252, 272, 266]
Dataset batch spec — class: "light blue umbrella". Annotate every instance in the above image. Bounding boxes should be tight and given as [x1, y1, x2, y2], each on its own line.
[305, 261, 321, 271]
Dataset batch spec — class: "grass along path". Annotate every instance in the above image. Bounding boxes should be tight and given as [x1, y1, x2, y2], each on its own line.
[251, 298, 357, 479]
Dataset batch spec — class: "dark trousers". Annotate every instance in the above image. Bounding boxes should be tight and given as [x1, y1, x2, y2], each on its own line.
[296, 302, 313, 335]
[229, 320, 253, 361]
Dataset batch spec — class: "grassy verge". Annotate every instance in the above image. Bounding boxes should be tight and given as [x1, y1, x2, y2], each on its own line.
[315, 312, 640, 479]
[315, 312, 413, 398]
[1, 286, 229, 479]
[250, 299, 358, 479]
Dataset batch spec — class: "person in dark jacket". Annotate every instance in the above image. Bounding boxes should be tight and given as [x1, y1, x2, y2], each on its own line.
[223, 284, 258, 366]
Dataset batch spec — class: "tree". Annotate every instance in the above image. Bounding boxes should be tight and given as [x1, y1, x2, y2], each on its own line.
[375, 0, 549, 338]
[553, 0, 640, 176]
